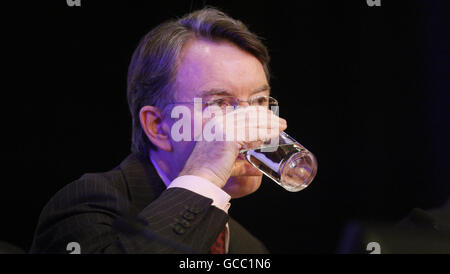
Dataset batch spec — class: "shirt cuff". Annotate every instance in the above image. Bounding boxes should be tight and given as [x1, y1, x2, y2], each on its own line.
[168, 175, 231, 213]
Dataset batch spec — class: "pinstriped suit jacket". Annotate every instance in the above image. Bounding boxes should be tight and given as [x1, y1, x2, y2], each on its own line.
[30, 153, 268, 254]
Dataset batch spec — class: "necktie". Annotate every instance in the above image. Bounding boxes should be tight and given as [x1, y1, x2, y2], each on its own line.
[210, 227, 226, 254]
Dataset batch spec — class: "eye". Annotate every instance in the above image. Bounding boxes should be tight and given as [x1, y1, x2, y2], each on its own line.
[252, 96, 269, 106]
[208, 97, 232, 107]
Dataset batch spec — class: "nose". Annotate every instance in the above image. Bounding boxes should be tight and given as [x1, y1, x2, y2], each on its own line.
[239, 101, 251, 108]
[234, 98, 252, 108]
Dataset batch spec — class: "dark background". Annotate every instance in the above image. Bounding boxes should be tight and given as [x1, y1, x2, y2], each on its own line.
[3, 0, 449, 253]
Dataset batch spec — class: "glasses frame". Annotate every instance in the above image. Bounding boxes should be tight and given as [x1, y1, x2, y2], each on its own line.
[162, 95, 278, 110]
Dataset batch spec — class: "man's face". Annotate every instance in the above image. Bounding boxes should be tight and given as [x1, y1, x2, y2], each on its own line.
[167, 38, 269, 198]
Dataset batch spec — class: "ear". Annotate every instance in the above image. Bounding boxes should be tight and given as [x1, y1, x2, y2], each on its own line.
[139, 106, 172, 152]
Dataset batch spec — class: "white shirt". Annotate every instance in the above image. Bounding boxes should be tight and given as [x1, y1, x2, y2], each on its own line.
[150, 155, 231, 253]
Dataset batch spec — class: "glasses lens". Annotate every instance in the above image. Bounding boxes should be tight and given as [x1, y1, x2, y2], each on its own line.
[249, 96, 278, 108]
[206, 96, 236, 108]
[207, 96, 278, 109]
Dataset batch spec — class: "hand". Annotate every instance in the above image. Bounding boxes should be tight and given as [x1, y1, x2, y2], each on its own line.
[179, 106, 287, 188]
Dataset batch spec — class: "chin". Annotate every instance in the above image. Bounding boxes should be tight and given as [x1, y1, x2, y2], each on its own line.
[223, 158, 263, 198]
[222, 159, 263, 198]
[223, 175, 263, 198]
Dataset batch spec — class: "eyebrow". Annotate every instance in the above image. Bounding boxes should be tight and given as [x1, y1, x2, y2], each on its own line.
[199, 84, 271, 97]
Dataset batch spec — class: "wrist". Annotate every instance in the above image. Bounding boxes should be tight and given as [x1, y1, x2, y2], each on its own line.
[169, 175, 231, 212]
[179, 168, 226, 189]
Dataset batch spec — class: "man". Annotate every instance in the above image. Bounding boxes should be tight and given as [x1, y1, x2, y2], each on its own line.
[30, 7, 286, 254]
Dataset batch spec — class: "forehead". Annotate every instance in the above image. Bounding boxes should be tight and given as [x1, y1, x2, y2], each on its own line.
[174, 38, 268, 100]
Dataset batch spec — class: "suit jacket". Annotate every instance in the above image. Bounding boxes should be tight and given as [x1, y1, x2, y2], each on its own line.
[30, 153, 268, 254]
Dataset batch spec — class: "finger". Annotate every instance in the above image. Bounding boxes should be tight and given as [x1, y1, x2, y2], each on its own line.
[222, 107, 287, 142]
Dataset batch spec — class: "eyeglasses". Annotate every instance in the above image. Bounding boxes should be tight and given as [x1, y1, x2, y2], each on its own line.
[163, 95, 278, 110]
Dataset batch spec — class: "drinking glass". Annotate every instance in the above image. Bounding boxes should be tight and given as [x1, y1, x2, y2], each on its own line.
[241, 132, 318, 192]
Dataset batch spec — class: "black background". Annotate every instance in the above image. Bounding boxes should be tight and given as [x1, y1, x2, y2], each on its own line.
[3, 0, 449, 253]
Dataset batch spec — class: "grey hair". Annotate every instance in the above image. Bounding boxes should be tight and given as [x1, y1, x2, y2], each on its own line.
[127, 7, 270, 155]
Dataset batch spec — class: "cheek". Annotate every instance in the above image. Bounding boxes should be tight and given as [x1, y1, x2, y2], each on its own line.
[165, 117, 196, 157]
[224, 175, 263, 198]
[195, 107, 225, 139]
[171, 138, 195, 157]
[194, 110, 206, 138]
